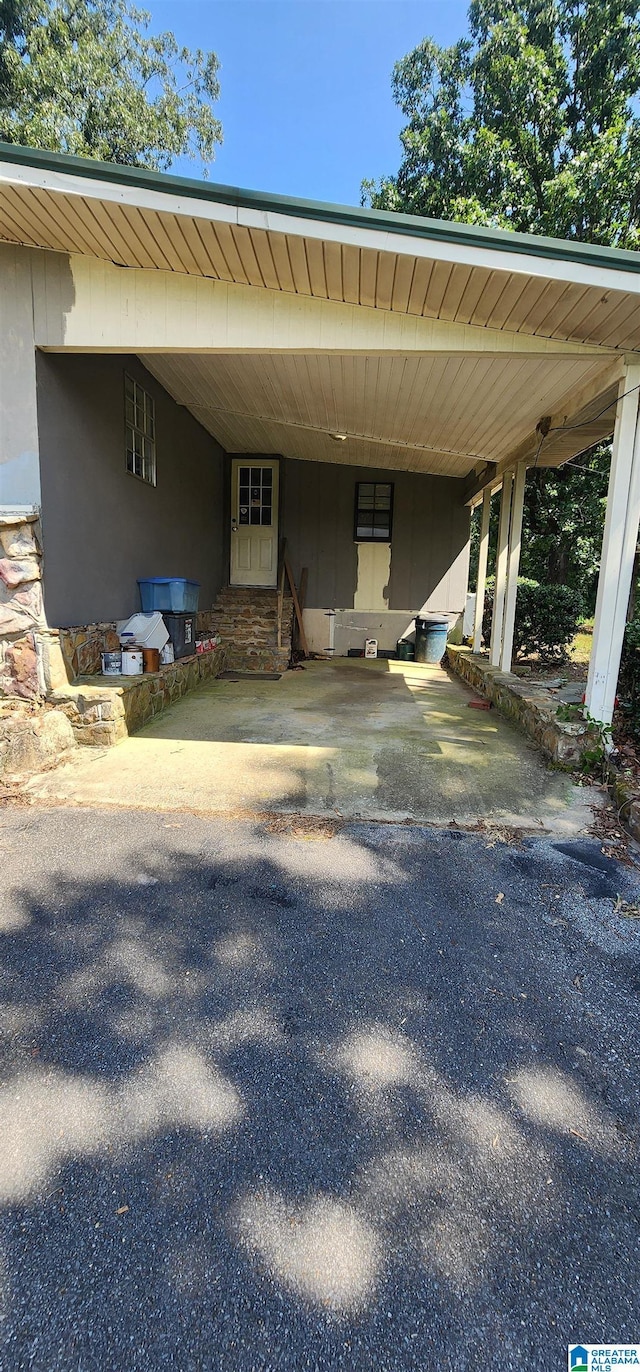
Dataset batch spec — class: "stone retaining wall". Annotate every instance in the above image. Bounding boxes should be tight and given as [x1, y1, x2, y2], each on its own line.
[446, 645, 595, 767]
[59, 613, 220, 681]
[51, 646, 227, 747]
[607, 763, 640, 846]
[0, 700, 75, 779]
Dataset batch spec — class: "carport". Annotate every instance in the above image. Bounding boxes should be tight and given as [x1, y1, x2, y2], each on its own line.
[2, 144, 640, 732]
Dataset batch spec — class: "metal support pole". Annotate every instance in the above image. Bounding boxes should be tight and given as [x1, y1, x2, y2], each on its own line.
[490, 472, 513, 667]
[586, 366, 640, 724]
[500, 462, 527, 672]
[472, 487, 491, 653]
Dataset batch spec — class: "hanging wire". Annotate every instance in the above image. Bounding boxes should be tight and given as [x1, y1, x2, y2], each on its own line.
[532, 380, 640, 472]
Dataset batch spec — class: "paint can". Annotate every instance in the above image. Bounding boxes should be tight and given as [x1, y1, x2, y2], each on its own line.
[143, 647, 160, 673]
[101, 651, 122, 676]
[121, 647, 143, 675]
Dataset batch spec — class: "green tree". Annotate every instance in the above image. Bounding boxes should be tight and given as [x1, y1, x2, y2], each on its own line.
[365, 0, 640, 611]
[363, 0, 640, 246]
[520, 447, 609, 597]
[0, 0, 222, 171]
[469, 447, 609, 610]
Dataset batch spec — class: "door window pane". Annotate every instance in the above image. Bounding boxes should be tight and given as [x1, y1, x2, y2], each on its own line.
[237, 464, 275, 527]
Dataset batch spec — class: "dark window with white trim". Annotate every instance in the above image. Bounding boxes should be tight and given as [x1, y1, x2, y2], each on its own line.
[125, 374, 156, 485]
[354, 481, 393, 541]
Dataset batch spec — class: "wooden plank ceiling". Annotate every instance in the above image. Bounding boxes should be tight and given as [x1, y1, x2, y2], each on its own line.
[1, 180, 640, 351]
[140, 352, 615, 478]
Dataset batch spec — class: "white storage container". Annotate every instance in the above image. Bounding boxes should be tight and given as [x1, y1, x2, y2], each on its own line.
[121, 648, 143, 675]
[365, 638, 378, 659]
[117, 612, 169, 651]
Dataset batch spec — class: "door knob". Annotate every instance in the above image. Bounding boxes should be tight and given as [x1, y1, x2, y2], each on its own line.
[231, 519, 238, 533]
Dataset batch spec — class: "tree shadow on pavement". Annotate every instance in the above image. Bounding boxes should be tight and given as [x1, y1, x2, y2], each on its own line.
[0, 813, 639, 1371]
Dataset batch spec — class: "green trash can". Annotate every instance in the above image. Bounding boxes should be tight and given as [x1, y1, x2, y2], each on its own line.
[414, 615, 448, 664]
[396, 638, 415, 662]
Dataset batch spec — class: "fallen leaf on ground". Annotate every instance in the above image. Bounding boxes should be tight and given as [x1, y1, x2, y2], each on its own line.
[613, 893, 640, 918]
[495, 892, 505, 904]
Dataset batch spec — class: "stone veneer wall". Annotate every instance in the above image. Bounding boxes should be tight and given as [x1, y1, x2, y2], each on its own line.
[58, 623, 120, 679]
[210, 589, 294, 673]
[0, 509, 77, 776]
[0, 510, 45, 698]
[446, 645, 595, 766]
[0, 510, 73, 703]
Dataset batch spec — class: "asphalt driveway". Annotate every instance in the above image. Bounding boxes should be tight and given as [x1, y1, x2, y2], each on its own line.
[0, 805, 638, 1370]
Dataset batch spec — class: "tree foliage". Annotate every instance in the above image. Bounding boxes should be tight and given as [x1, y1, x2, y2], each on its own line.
[0, 0, 222, 170]
[482, 575, 585, 659]
[363, 0, 640, 247]
[520, 447, 610, 595]
[366, 0, 640, 622]
[469, 445, 610, 608]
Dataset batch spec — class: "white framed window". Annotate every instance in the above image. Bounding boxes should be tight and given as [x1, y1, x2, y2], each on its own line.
[125, 373, 156, 485]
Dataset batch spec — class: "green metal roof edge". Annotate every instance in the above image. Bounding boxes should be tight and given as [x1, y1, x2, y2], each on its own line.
[1, 138, 640, 277]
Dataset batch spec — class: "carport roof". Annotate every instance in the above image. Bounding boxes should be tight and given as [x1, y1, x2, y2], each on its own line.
[1, 141, 640, 482]
[1, 138, 640, 279]
[2, 140, 640, 352]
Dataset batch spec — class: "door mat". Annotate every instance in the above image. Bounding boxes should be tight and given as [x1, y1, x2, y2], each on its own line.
[220, 672, 282, 682]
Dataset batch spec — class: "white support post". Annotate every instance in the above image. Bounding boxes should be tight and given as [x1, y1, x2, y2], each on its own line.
[585, 365, 640, 725]
[500, 461, 527, 672]
[472, 487, 491, 653]
[490, 471, 513, 667]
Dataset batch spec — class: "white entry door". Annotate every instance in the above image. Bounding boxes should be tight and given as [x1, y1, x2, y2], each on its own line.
[230, 459, 279, 587]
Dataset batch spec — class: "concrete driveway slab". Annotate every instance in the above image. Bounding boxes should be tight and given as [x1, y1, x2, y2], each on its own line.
[26, 659, 596, 832]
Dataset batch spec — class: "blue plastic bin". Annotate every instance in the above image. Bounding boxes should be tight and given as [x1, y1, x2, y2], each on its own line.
[138, 578, 200, 613]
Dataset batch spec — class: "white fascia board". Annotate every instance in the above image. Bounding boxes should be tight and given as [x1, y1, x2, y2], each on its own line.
[245, 209, 640, 296]
[3, 157, 640, 299]
[0, 158, 237, 225]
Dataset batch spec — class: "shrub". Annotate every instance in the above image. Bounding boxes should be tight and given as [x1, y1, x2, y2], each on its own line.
[481, 577, 584, 662]
[619, 617, 640, 735]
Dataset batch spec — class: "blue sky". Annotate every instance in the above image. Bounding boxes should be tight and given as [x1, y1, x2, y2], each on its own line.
[146, 1, 469, 204]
